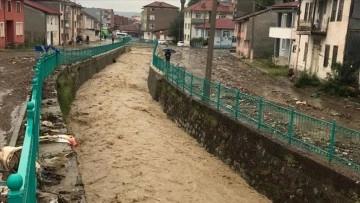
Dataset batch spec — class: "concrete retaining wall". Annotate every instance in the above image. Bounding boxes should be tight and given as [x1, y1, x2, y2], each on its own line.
[148, 65, 360, 203]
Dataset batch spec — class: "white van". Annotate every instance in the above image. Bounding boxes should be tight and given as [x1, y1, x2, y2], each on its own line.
[116, 32, 129, 38]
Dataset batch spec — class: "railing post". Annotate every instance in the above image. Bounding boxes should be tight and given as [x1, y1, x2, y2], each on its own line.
[190, 74, 193, 96]
[258, 97, 263, 130]
[202, 79, 206, 101]
[235, 89, 240, 119]
[288, 106, 295, 144]
[329, 119, 337, 162]
[7, 174, 24, 203]
[176, 67, 179, 87]
[217, 82, 221, 110]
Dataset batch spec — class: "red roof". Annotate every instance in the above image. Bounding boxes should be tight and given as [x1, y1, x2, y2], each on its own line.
[195, 18, 234, 30]
[25, 0, 60, 15]
[186, 0, 233, 13]
[143, 1, 178, 9]
[152, 29, 168, 35]
[118, 24, 139, 32]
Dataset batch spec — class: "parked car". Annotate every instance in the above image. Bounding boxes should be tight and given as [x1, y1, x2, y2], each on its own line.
[177, 41, 185, 47]
[158, 40, 167, 45]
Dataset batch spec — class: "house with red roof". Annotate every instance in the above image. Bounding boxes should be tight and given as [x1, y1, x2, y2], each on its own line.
[195, 18, 235, 48]
[183, 0, 234, 46]
[141, 1, 178, 40]
[24, 0, 61, 45]
[0, 0, 25, 48]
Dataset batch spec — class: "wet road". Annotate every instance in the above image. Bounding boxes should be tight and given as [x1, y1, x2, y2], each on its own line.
[68, 48, 270, 203]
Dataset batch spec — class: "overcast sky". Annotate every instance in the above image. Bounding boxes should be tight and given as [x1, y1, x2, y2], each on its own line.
[75, 0, 186, 13]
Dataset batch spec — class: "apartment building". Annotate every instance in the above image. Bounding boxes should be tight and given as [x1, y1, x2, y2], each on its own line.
[141, 1, 179, 40]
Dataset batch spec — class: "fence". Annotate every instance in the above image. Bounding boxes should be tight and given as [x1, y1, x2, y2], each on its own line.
[6, 38, 131, 203]
[152, 41, 360, 172]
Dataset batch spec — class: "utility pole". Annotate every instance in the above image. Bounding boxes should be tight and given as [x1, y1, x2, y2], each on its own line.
[204, 0, 217, 97]
[250, 0, 255, 62]
[62, 0, 66, 47]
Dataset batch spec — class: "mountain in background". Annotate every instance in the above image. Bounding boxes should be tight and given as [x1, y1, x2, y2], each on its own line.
[114, 11, 141, 18]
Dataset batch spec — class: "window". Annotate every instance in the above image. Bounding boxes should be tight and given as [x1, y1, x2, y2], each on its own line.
[332, 45, 338, 66]
[150, 8, 154, 12]
[330, 0, 338, 21]
[149, 23, 154, 29]
[223, 30, 230, 38]
[0, 1, 2, 11]
[0, 22, 4, 37]
[303, 43, 308, 62]
[219, 13, 226, 18]
[195, 13, 201, 18]
[7, 0, 11, 12]
[149, 15, 155, 20]
[323, 44, 330, 67]
[16, 1, 20, 12]
[303, 3, 313, 22]
[16, 22, 23, 35]
[337, 0, 344, 21]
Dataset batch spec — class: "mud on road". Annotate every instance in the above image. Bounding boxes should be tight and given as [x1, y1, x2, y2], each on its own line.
[0, 51, 36, 147]
[68, 48, 270, 203]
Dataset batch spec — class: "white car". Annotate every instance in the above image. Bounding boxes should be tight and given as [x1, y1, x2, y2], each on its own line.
[177, 41, 185, 47]
[158, 40, 167, 45]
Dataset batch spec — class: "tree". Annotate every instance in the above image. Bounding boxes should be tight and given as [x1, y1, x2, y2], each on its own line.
[168, 12, 184, 42]
[255, 0, 275, 11]
[187, 0, 200, 7]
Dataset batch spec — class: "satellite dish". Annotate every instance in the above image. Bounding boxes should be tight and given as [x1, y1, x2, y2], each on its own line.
[66, 6, 71, 12]
[65, 23, 70, 28]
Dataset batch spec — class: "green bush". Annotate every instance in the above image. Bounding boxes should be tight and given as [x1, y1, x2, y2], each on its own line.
[294, 72, 321, 88]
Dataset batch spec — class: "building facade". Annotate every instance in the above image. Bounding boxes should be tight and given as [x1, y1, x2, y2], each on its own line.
[183, 0, 233, 46]
[82, 11, 99, 41]
[268, 1, 298, 66]
[141, 1, 179, 40]
[290, 0, 359, 79]
[24, 0, 60, 46]
[195, 18, 235, 48]
[234, 9, 277, 58]
[0, 0, 25, 48]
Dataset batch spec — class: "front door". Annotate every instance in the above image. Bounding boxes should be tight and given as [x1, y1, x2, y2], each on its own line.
[311, 45, 320, 74]
[6, 21, 14, 45]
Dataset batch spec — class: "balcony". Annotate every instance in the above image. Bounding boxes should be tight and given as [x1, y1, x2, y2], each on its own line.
[64, 13, 71, 20]
[191, 18, 207, 24]
[269, 27, 295, 39]
[297, 17, 329, 35]
[77, 15, 82, 21]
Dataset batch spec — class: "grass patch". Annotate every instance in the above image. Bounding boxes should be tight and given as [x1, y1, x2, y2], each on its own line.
[57, 72, 75, 121]
[294, 72, 321, 88]
[253, 59, 289, 77]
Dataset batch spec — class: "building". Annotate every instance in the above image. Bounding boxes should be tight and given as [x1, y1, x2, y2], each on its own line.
[152, 29, 174, 41]
[183, 0, 234, 46]
[117, 24, 139, 37]
[231, 0, 253, 18]
[268, 1, 299, 66]
[290, 0, 360, 79]
[114, 15, 129, 29]
[0, 0, 25, 48]
[104, 9, 114, 29]
[234, 9, 277, 58]
[32, 0, 83, 45]
[195, 18, 235, 48]
[141, 1, 179, 40]
[24, 0, 61, 46]
[82, 11, 99, 41]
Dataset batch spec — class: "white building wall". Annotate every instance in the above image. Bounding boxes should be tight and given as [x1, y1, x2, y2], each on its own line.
[291, 0, 351, 79]
[46, 15, 60, 45]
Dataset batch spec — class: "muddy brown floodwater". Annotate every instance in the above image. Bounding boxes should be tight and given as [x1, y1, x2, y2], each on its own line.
[68, 48, 270, 203]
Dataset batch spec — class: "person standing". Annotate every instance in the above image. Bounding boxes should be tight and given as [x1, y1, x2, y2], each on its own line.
[112, 33, 115, 44]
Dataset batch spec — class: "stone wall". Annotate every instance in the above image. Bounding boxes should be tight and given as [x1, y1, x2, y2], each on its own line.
[148, 66, 360, 203]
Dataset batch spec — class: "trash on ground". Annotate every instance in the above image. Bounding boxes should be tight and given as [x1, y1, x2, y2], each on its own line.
[39, 135, 78, 148]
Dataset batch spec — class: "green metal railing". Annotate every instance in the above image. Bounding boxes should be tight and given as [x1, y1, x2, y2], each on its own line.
[6, 38, 130, 203]
[152, 41, 360, 172]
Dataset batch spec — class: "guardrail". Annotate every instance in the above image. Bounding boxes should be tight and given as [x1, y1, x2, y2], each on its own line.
[151, 41, 360, 172]
[6, 37, 131, 203]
